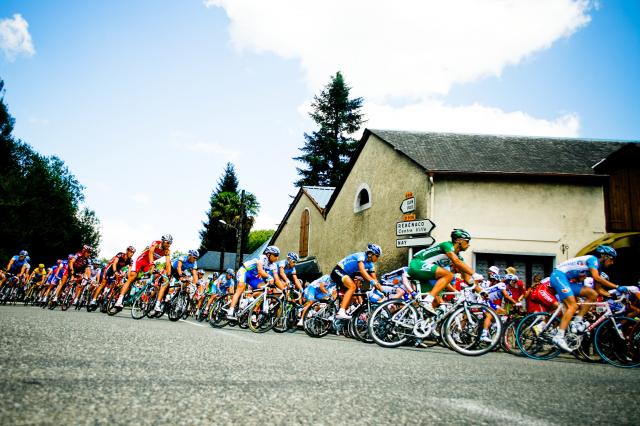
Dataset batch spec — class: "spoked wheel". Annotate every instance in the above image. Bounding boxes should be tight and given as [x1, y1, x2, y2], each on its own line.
[351, 304, 374, 343]
[248, 295, 280, 333]
[574, 333, 602, 363]
[208, 299, 229, 328]
[369, 299, 418, 348]
[594, 317, 640, 368]
[444, 304, 501, 356]
[516, 312, 561, 360]
[168, 294, 188, 322]
[131, 291, 152, 320]
[501, 318, 523, 356]
[303, 301, 336, 338]
[60, 286, 74, 311]
[272, 300, 296, 333]
[106, 290, 122, 316]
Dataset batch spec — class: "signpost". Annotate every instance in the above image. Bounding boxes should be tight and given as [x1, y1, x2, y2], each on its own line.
[396, 219, 436, 236]
[396, 236, 435, 248]
[400, 197, 416, 214]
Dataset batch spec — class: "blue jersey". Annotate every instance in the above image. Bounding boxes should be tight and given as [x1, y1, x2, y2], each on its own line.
[309, 275, 336, 292]
[214, 274, 235, 290]
[276, 260, 297, 278]
[337, 252, 375, 276]
[242, 254, 276, 279]
[9, 255, 31, 273]
[172, 255, 197, 273]
[481, 281, 508, 304]
[555, 255, 600, 280]
[381, 267, 409, 286]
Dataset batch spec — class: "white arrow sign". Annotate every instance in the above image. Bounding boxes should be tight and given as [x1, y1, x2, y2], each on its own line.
[396, 219, 436, 236]
[400, 197, 416, 214]
[396, 236, 435, 248]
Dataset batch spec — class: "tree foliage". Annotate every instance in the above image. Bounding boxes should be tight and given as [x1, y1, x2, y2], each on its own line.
[245, 229, 275, 254]
[294, 71, 365, 187]
[0, 79, 101, 265]
[199, 164, 260, 254]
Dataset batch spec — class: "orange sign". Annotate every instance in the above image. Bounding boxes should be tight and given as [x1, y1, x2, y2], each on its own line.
[405, 192, 414, 198]
[403, 213, 416, 221]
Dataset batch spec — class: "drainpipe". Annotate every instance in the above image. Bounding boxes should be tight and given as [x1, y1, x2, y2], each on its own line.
[428, 173, 435, 222]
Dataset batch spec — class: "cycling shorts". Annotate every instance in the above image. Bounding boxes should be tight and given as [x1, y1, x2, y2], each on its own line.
[304, 286, 329, 302]
[550, 270, 583, 301]
[407, 258, 439, 282]
[132, 255, 154, 273]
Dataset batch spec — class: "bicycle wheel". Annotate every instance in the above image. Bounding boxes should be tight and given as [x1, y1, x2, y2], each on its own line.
[369, 299, 418, 348]
[444, 303, 501, 356]
[515, 312, 561, 360]
[60, 286, 74, 311]
[168, 294, 188, 322]
[303, 301, 336, 338]
[248, 296, 280, 333]
[574, 333, 603, 363]
[501, 318, 523, 356]
[272, 300, 294, 333]
[351, 304, 374, 344]
[130, 291, 150, 320]
[594, 317, 640, 368]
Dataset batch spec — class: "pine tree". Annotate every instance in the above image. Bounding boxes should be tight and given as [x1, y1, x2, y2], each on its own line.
[294, 71, 364, 187]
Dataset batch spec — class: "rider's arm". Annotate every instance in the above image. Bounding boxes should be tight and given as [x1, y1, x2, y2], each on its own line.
[357, 261, 377, 286]
[319, 283, 328, 294]
[278, 266, 290, 285]
[68, 258, 76, 275]
[176, 260, 184, 276]
[164, 252, 171, 275]
[256, 262, 272, 281]
[591, 268, 619, 290]
[6, 259, 14, 271]
[401, 273, 415, 294]
[292, 273, 303, 291]
[502, 289, 517, 305]
[445, 252, 474, 279]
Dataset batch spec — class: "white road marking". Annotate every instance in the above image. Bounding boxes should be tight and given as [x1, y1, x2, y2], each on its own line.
[180, 319, 205, 327]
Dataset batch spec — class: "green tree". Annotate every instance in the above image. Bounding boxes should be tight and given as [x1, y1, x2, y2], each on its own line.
[0, 79, 101, 265]
[199, 164, 260, 254]
[294, 71, 365, 187]
[245, 229, 275, 254]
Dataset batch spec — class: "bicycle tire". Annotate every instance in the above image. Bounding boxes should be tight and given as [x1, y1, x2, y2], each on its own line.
[501, 318, 523, 356]
[351, 303, 374, 344]
[444, 303, 501, 356]
[594, 316, 639, 368]
[515, 312, 561, 360]
[248, 295, 280, 333]
[130, 293, 148, 320]
[272, 300, 294, 333]
[369, 299, 418, 348]
[303, 301, 336, 338]
[60, 286, 73, 311]
[208, 299, 229, 328]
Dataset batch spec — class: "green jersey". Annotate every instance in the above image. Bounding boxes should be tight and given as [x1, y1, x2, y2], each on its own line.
[412, 241, 461, 269]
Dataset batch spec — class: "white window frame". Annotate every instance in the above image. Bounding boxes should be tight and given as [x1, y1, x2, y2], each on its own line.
[353, 183, 372, 213]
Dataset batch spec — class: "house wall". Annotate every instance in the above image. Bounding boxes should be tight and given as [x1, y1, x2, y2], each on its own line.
[428, 177, 607, 266]
[272, 193, 327, 264]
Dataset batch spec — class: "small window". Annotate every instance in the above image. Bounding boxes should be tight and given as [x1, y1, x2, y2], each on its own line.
[354, 183, 372, 213]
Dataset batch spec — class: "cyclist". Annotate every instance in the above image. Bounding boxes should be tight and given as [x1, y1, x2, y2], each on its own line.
[154, 249, 199, 313]
[330, 243, 382, 320]
[525, 275, 559, 314]
[53, 245, 93, 303]
[28, 263, 48, 288]
[202, 269, 235, 316]
[42, 258, 67, 304]
[276, 252, 304, 297]
[91, 246, 136, 307]
[549, 245, 624, 352]
[479, 273, 518, 342]
[408, 229, 476, 314]
[1, 250, 31, 289]
[227, 246, 280, 319]
[374, 266, 416, 302]
[299, 274, 337, 325]
[115, 234, 173, 309]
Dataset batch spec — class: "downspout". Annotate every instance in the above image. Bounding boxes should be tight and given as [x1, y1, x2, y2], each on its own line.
[428, 173, 435, 222]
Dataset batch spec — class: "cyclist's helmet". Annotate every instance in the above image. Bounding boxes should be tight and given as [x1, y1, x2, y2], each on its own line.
[504, 273, 519, 284]
[82, 244, 93, 253]
[19, 250, 28, 256]
[38, 263, 45, 269]
[489, 273, 501, 281]
[287, 252, 300, 262]
[226, 268, 235, 276]
[595, 245, 617, 258]
[471, 273, 484, 281]
[197, 268, 205, 275]
[68, 253, 75, 260]
[161, 234, 173, 243]
[264, 246, 280, 256]
[126, 245, 136, 253]
[188, 249, 199, 258]
[367, 243, 382, 256]
[451, 229, 471, 241]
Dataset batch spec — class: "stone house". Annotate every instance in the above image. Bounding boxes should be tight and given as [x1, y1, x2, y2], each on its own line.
[271, 129, 640, 284]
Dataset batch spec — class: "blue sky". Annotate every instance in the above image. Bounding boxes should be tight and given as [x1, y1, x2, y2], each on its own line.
[0, 0, 638, 257]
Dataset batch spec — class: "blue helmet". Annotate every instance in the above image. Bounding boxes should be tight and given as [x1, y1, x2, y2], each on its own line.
[188, 249, 199, 258]
[367, 243, 382, 256]
[287, 252, 300, 262]
[595, 245, 617, 258]
[226, 268, 235, 276]
[504, 273, 519, 284]
[197, 269, 205, 275]
[264, 246, 280, 256]
[19, 250, 28, 256]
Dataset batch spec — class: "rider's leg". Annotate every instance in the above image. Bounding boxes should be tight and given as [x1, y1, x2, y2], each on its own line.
[338, 276, 356, 318]
[116, 270, 138, 306]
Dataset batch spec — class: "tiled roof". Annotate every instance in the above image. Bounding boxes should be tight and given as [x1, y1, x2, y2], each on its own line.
[302, 186, 335, 209]
[369, 129, 637, 176]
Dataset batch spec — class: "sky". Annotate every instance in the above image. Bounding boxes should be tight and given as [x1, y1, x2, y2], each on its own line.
[0, 0, 639, 257]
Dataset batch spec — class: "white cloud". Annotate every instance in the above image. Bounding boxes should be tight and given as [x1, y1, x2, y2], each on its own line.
[206, 0, 592, 99]
[207, 0, 592, 137]
[128, 192, 151, 204]
[365, 101, 580, 137]
[0, 14, 35, 61]
[169, 131, 240, 160]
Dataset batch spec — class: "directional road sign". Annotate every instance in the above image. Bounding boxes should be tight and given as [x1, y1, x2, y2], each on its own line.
[396, 219, 435, 236]
[396, 236, 435, 248]
[400, 197, 416, 214]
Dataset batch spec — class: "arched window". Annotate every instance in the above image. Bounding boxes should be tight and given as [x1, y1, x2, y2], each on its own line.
[354, 183, 372, 213]
[299, 209, 310, 257]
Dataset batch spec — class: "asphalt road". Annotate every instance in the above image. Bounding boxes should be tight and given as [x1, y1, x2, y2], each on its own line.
[0, 305, 638, 425]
